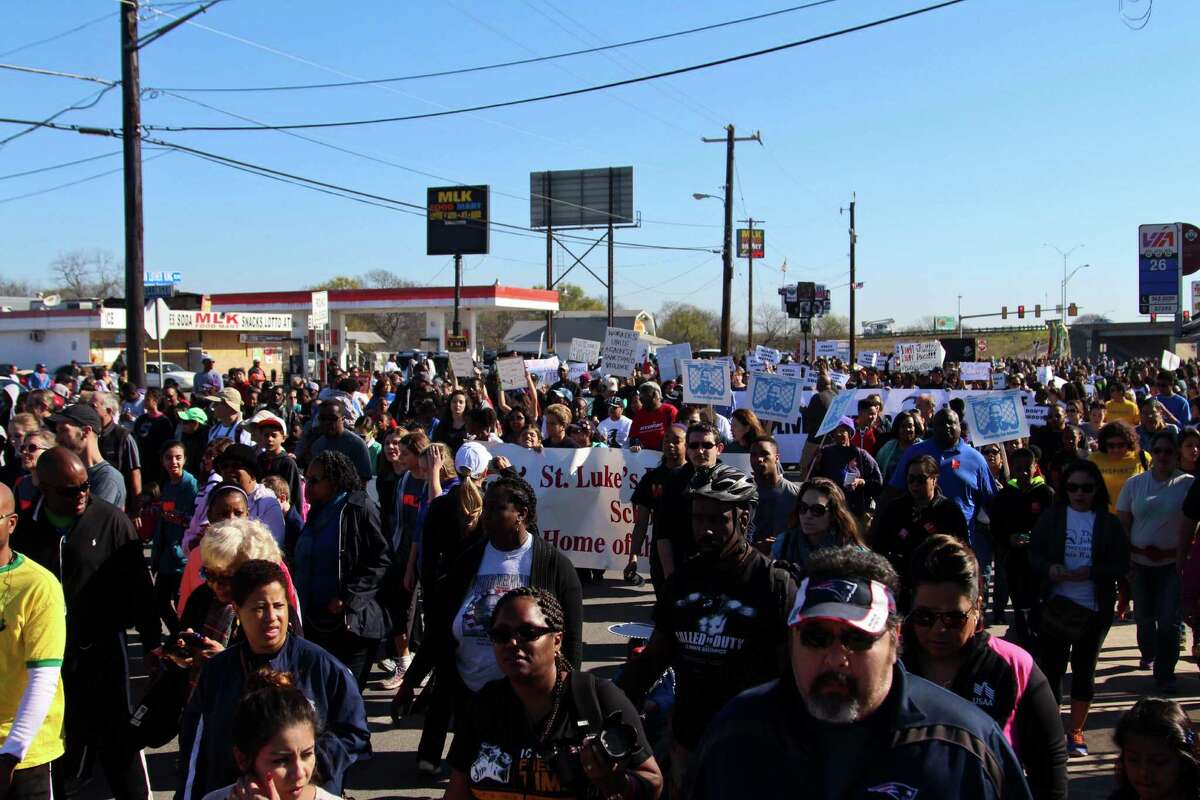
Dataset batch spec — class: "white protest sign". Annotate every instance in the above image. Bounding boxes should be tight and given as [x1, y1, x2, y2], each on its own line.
[524, 356, 561, 387]
[1025, 405, 1049, 426]
[496, 356, 528, 391]
[883, 389, 947, 418]
[482, 444, 751, 570]
[569, 338, 602, 364]
[816, 390, 860, 437]
[895, 341, 946, 373]
[746, 372, 805, 424]
[860, 352, 879, 368]
[755, 345, 782, 365]
[601, 327, 640, 376]
[681, 358, 733, 406]
[993, 373, 1008, 390]
[566, 362, 588, 383]
[829, 371, 849, 389]
[777, 363, 806, 380]
[960, 362, 992, 382]
[1163, 350, 1182, 371]
[1036, 366, 1054, 385]
[448, 351, 475, 379]
[963, 391, 1029, 446]
[815, 340, 850, 362]
[745, 354, 767, 374]
[655, 343, 693, 383]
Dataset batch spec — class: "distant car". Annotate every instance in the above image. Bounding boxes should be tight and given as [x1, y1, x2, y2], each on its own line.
[146, 361, 193, 391]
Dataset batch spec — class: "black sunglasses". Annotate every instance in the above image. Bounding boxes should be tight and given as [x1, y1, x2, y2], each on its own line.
[687, 441, 718, 450]
[795, 624, 879, 652]
[1065, 482, 1096, 494]
[908, 608, 972, 629]
[795, 501, 829, 517]
[51, 481, 90, 496]
[199, 566, 233, 585]
[487, 624, 557, 645]
[906, 473, 933, 485]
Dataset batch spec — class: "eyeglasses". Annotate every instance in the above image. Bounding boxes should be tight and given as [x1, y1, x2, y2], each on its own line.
[1065, 482, 1096, 494]
[795, 501, 829, 517]
[795, 624, 880, 652]
[19, 444, 49, 454]
[0, 511, 16, 522]
[487, 624, 557, 645]
[51, 481, 90, 496]
[686, 441, 718, 450]
[199, 566, 233, 585]
[908, 608, 972, 629]
[906, 474, 933, 485]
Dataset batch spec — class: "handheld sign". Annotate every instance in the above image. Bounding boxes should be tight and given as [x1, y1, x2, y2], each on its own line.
[569, 338, 602, 364]
[964, 391, 1029, 446]
[656, 343, 692, 383]
[815, 390, 860, 437]
[602, 327, 640, 377]
[681, 359, 732, 406]
[496, 356, 527, 391]
[747, 372, 804, 424]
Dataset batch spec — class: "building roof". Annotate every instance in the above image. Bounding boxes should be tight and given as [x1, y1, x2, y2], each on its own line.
[209, 284, 558, 315]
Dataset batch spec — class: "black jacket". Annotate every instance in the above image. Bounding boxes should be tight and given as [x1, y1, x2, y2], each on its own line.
[1030, 504, 1129, 616]
[872, 493, 968, 602]
[405, 532, 583, 689]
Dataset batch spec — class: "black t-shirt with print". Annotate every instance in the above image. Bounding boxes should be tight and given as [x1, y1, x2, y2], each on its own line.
[448, 673, 651, 799]
[652, 546, 795, 750]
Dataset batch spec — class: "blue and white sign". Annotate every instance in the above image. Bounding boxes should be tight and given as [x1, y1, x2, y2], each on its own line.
[1139, 223, 1181, 315]
[815, 389, 860, 437]
[747, 372, 804, 424]
[964, 390, 1029, 446]
[144, 270, 182, 286]
[681, 358, 732, 406]
[655, 343, 692, 383]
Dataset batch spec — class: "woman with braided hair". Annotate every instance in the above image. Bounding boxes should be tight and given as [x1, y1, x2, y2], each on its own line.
[392, 472, 582, 777]
[444, 587, 663, 799]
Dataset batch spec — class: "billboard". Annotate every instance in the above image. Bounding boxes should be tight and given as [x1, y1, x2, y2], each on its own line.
[1138, 223, 1180, 314]
[529, 167, 634, 229]
[736, 228, 764, 259]
[933, 315, 956, 331]
[427, 185, 489, 256]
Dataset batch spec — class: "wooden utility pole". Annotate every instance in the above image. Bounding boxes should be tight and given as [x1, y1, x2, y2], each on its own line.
[120, 0, 145, 386]
[843, 196, 857, 366]
[702, 125, 761, 355]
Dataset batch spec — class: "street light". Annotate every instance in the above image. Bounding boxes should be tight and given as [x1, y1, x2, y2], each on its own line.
[693, 192, 719, 201]
[1044, 242, 1084, 323]
[1062, 263, 1091, 319]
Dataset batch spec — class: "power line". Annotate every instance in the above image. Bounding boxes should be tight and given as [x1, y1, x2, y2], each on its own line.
[0, 148, 171, 205]
[0, 63, 118, 86]
[0, 12, 116, 59]
[151, 0, 847, 93]
[141, 0, 968, 132]
[0, 85, 118, 147]
[0, 150, 123, 181]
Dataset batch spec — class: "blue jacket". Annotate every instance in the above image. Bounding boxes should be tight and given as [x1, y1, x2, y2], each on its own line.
[177, 635, 370, 800]
[689, 665, 1031, 800]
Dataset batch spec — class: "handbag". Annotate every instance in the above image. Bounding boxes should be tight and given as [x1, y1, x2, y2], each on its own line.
[128, 653, 191, 748]
[1039, 594, 1097, 645]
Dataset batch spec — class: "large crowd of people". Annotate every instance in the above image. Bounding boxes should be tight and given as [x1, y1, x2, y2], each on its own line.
[2, 349, 1200, 799]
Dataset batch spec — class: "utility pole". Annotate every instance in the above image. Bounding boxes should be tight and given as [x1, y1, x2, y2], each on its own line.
[738, 217, 763, 350]
[703, 125, 761, 355]
[120, 0, 145, 386]
[841, 196, 857, 366]
[452, 253, 462, 336]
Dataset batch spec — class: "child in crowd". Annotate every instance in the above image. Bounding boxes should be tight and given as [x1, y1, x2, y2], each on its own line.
[263, 475, 303, 555]
[1111, 697, 1198, 800]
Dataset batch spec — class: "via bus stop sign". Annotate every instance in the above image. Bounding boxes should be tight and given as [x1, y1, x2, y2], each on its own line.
[1139, 223, 1181, 315]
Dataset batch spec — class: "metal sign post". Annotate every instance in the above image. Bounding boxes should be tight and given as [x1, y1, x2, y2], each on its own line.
[144, 298, 171, 386]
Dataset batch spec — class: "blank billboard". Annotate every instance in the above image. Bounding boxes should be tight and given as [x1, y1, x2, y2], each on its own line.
[529, 166, 634, 229]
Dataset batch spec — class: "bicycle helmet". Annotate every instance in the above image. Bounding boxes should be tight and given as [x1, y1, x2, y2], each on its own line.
[687, 463, 758, 508]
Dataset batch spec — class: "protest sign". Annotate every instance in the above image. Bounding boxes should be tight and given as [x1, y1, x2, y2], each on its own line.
[681, 358, 732, 406]
[1025, 405, 1049, 426]
[960, 362, 992, 382]
[655, 343, 692, 383]
[746, 372, 804, 424]
[601, 327, 640, 376]
[524, 356, 561, 387]
[993, 373, 1008, 389]
[745, 354, 767, 373]
[496, 356, 527, 391]
[815, 340, 851, 362]
[483, 444, 751, 570]
[569, 338, 602, 364]
[448, 351, 475, 379]
[777, 363, 807, 381]
[883, 389, 946, 418]
[859, 352, 879, 368]
[964, 391, 1029, 446]
[894, 341, 946, 373]
[829, 371, 849, 389]
[1163, 350, 1182, 371]
[1036, 366, 1054, 385]
[816, 390, 860, 437]
[755, 344, 782, 365]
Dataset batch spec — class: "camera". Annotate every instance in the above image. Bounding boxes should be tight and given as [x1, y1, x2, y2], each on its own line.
[540, 711, 639, 789]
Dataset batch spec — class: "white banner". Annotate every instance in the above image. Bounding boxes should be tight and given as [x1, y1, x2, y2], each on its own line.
[524, 356, 561, 387]
[484, 443, 751, 570]
[449, 351, 475, 379]
[960, 362, 992, 382]
[815, 340, 850, 362]
[569, 338, 602, 364]
[895, 341, 946, 373]
[1163, 350, 1182, 371]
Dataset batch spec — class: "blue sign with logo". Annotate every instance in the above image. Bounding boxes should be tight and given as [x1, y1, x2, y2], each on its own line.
[1138, 223, 1180, 315]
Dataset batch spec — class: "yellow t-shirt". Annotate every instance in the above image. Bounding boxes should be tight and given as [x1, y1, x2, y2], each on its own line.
[1089, 450, 1147, 511]
[0, 553, 66, 769]
[1105, 398, 1140, 427]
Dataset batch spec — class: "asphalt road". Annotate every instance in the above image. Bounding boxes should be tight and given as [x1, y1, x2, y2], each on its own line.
[97, 577, 1195, 800]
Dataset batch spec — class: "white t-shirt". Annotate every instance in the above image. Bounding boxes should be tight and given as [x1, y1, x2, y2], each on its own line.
[1054, 507, 1097, 611]
[453, 536, 534, 691]
[1117, 470, 1194, 566]
[203, 786, 339, 800]
[596, 415, 633, 447]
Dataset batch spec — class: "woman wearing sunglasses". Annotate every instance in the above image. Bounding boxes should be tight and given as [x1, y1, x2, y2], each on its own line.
[1117, 430, 1193, 694]
[445, 587, 662, 799]
[901, 535, 1067, 799]
[1030, 459, 1129, 759]
[770, 478, 864, 569]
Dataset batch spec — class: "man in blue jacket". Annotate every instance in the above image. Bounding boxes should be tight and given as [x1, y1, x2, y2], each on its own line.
[689, 546, 1031, 800]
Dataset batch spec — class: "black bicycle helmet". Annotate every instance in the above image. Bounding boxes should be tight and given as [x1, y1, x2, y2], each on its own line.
[687, 463, 758, 508]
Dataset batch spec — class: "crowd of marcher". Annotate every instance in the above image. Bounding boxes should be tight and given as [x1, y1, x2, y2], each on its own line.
[2, 349, 1200, 799]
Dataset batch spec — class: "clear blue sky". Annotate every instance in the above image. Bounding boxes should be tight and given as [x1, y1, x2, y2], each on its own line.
[2, 0, 1195, 331]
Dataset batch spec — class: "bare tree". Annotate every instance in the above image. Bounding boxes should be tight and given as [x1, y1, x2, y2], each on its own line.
[814, 314, 850, 339]
[0, 277, 40, 296]
[49, 249, 121, 300]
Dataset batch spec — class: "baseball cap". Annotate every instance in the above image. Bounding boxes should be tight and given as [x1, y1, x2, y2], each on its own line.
[248, 410, 285, 429]
[608, 397, 625, 408]
[455, 441, 491, 479]
[787, 577, 897, 635]
[49, 403, 102, 432]
[201, 353, 214, 363]
[214, 443, 260, 478]
[214, 387, 242, 412]
[552, 387, 574, 403]
[177, 407, 208, 424]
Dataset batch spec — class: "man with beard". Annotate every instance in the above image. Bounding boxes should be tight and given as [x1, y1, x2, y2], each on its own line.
[689, 546, 1031, 799]
[618, 464, 795, 794]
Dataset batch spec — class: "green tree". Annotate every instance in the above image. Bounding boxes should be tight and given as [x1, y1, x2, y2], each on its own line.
[657, 302, 720, 349]
[308, 275, 363, 291]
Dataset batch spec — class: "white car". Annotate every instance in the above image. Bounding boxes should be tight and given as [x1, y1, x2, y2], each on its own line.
[147, 361, 194, 391]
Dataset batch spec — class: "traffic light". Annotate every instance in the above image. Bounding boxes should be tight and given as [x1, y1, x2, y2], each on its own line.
[1017, 305, 1025, 319]
[1068, 303, 1078, 317]
[1001, 305, 1008, 320]
[1151, 313, 1158, 323]
[1034, 304, 1041, 319]
[1185, 310, 1192, 322]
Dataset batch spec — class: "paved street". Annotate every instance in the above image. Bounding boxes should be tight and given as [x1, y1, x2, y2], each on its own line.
[122, 577, 1194, 799]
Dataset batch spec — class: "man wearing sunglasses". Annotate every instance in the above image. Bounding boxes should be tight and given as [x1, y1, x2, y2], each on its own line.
[12, 448, 159, 800]
[303, 400, 372, 483]
[48, 404, 126, 510]
[689, 546, 1031, 800]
